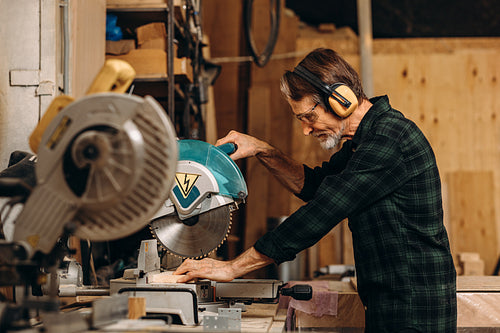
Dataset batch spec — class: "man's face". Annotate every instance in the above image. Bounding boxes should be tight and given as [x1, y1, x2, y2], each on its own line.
[290, 97, 346, 150]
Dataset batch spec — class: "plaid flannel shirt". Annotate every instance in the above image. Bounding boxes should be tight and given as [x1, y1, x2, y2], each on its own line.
[255, 96, 457, 332]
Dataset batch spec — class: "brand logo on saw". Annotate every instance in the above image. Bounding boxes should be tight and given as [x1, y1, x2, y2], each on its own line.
[175, 172, 200, 198]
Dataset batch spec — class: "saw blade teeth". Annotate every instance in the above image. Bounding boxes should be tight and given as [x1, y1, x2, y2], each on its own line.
[150, 205, 234, 259]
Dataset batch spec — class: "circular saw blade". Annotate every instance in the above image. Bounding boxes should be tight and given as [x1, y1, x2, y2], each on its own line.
[150, 205, 232, 259]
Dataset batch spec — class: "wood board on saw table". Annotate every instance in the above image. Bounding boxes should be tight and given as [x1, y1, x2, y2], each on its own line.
[293, 281, 365, 329]
[457, 276, 500, 327]
[445, 171, 498, 275]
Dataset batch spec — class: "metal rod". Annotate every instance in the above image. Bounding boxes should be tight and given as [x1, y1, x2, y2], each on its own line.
[75, 288, 110, 296]
[62, 0, 70, 95]
[357, 0, 374, 98]
[167, 0, 175, 123]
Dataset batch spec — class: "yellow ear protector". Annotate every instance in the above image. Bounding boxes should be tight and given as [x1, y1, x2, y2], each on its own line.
[293, 65, 358, 118]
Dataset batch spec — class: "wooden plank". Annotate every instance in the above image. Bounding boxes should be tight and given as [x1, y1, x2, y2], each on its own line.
[457, 276, 500, 292]
[457, 293, 500, 327]
[201, 0, 245, 137]
[128, 297, 146, 319]
[446, 171, 498, 275]
[70, 0, 106, 98]
[240, 317, 274, 332]
[268, 320, 286, 333]
[328, 280, 356, 292]
[201, 35, 217, 145]
[244, 85, 271, 253]
[294, 292, 365, 328]
[243, 303, 279, 318]
[373, 37, 500, 54]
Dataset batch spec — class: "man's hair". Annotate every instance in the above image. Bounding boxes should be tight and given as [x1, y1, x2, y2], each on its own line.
[280, 48, 367, 105]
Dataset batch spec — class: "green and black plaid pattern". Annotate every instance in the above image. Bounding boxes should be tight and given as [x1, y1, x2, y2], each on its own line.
[255, 96, 457, 332]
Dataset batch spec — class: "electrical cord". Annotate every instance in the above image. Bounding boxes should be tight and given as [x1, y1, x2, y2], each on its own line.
[244, 0, 281, 67]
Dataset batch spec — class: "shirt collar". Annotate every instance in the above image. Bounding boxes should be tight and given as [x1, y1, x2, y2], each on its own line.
[351, 95, 392, 148]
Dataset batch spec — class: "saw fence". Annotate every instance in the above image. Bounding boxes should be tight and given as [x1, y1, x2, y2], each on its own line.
[202, 1, 500, 278]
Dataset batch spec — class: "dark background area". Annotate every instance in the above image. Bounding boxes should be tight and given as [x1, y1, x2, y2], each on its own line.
[285, 0, 500, 38]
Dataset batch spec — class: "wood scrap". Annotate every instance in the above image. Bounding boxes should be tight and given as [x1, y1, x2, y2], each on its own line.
[148, 271, 187, 283]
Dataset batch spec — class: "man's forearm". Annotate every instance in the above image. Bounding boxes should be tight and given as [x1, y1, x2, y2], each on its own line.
[256, 147, 305, 194]
[230, 247, 275, 276]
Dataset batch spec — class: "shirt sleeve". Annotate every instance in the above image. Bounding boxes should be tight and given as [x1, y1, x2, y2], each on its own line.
[255, 133, 409, 264]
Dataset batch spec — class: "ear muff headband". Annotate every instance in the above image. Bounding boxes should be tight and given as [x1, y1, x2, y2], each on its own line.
[293, 65, 351, 108]
[292, 65, 358, 118]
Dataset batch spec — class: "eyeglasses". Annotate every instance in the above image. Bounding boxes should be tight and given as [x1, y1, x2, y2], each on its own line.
[295, 102, 320, 124]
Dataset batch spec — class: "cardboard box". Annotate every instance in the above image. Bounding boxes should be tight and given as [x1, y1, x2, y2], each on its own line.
[138, 37, 166, 51]
[106, 49, 191, 81]
[136, 22, 166, 47]
[106, 49, 167, 76]
[106, 39, 136, 55]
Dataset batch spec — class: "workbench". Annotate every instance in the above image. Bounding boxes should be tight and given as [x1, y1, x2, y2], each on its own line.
[46, 276, 500, 332]
[284, 280, 365, 331]
[288, 276, 500, 332]
[89, 303, 285, 332]
[456, 276, 500, 330]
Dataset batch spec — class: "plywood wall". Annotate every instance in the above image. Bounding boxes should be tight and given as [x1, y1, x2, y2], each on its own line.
[373, 38, 500, 274]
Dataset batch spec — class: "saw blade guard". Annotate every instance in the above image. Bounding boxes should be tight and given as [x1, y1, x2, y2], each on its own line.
[178, 139, 247, 201]
[12, 93, 178, 254]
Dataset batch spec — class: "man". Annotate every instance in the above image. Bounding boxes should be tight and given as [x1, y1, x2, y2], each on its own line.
[175, 48, 457, 332]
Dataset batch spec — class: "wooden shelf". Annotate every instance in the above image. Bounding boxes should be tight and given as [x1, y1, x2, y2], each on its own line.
[134, 74, 168, 81]
[106, 0, 181, 10]
[134, 73, 190, 84]
[106, 5, 167, 11]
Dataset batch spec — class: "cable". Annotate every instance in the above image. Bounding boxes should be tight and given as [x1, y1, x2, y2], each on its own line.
[244, 0, 281, 67]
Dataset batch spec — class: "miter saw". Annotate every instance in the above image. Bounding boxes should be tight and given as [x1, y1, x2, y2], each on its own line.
[11, 93, 178, 256]
[110, 142, 312, 327]
[150, 139, 247, 259]
[109, 139, 252, 326]
[0, 60, 180, 332]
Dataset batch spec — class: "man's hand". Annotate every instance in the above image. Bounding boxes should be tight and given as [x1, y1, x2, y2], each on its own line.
[173, 258, 237, 283]
[216, 130, 273, 161]
[217, 130, 305, 194]
[173, 247, 274, 283]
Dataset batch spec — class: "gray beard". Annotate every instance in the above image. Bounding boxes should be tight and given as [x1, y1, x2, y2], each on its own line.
[317, 122, 346, 150]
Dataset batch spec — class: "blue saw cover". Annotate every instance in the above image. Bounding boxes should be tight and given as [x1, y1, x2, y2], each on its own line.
[178, 140, 247, 200]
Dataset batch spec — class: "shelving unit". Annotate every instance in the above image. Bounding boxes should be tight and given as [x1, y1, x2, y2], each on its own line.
[106, 0, 207, 140]
[106, 1, 176, 125]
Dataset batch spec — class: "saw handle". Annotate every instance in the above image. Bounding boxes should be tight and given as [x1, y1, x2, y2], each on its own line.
[86, 59, 136, 94]
[29, 60, 136, 153]
[218, 143, 237, 155]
